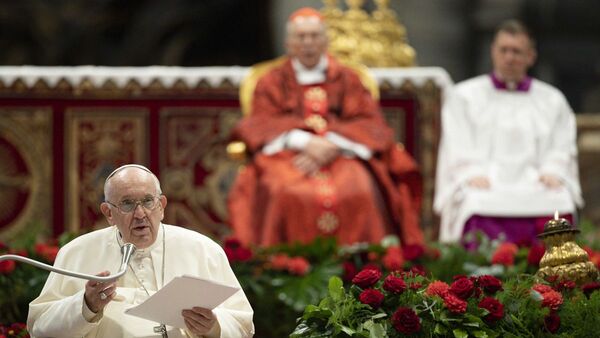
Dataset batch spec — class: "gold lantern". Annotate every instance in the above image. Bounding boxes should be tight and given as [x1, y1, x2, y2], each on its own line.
[536, 212, 599, 284]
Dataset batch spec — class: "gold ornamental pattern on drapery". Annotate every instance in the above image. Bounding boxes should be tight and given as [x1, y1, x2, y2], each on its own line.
[321, 0, 416, 67]
[0, 108, 52, 240]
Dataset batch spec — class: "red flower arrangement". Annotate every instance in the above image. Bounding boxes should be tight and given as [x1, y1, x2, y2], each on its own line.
[544, 312, 561, 333]
[533, 284, 564, 311]
[222, 237, 253, 262]
[358, 288, 384, 309]
[287, 257, 311, 276]
[402, 244, 425, 261]
[527, 243, 545, 266]
[449, 276, 475, 300]
[582, 281, 600, 298]
[34, 243, 59, 264]
[351, 268, 382, 288]
[342, 261, 357, 282]
[268, 254, 311, 276]
[443, 292, 468, 314]
[425, 280, 450, 298]
[477, 275, 503, 294]
[391, 307, 421, 334]
[0, 260, 16, 274]
[491, 242, 518, 266]
[478, 297, 504, 322]
[382, 246, 404, 271]
[382, 274, 406, 294]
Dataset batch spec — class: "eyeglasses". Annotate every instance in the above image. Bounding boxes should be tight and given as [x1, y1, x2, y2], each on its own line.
[106, 195, 161, 214]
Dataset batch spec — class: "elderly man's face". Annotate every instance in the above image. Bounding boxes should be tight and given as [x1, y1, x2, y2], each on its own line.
[100, 168, 167, 249]
[286, 20, 328, 69]
[491, 31, 536, 83]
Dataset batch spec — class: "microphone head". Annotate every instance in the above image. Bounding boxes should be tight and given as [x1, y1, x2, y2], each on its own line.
[120, 243, 137, 264]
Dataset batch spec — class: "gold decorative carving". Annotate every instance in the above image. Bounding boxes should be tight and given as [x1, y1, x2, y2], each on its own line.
[536, 213, 599, 285]
[0, 107, 52, 240]
[160, 107, 243, 238]
[322, 0, 416, 67]
[65, 108, 149, 232]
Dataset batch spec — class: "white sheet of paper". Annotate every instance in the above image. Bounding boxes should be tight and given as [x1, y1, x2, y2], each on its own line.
[124, 275, 240, 329]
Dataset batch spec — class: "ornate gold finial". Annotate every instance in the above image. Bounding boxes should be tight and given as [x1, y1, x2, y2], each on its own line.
[536, 212, 599, 285]
[321, 0, 416, 67]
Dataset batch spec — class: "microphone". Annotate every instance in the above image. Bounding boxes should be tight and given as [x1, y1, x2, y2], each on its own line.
[0, 243, 137, 283]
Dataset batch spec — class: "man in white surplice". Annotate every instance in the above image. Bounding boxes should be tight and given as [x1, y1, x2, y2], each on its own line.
[434, 20, 583, 244]
[28, 164, 254, 337]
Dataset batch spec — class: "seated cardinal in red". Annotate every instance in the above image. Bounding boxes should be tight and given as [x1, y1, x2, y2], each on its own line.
[227, 7, 424, 247]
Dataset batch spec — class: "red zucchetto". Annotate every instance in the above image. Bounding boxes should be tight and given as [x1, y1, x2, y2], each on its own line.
[288, 7, 323, 24]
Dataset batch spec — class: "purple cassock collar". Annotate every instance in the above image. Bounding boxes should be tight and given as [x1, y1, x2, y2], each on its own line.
[489, 73, 532, 92]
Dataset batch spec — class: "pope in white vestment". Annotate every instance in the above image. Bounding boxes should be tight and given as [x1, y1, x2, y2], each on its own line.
[28, 165, 254, 337]
[434, 20, 583, 243]
[28, 224, 253, 338]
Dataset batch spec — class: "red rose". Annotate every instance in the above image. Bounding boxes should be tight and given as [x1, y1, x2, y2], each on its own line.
[223, 237, 242, 249]
[443, 293, 467, 314]
[425, 281, 450, 298]
[527, 243, 545, 266]
[449, 276, 475, 300]
[383, 274, 406, 294]
[352, 268, 382, 289]
[555, 280, 576, 292]
[269, 254, 290, 270]
[382, 246, 404, 271]
[402, 244, 425, 261]
[0, 260, 16, 274]
[582, 282, 600, 298]
[491, 242, 518, 266]
[544, 313, 561, 333]
[359, 288, 385, 309]
[225, 246, 253, 262]
[287, 257, 311, 275]
[34, 243, 59, 263]
[391, 307, 421, 334]
[478, 297, 504, 322]
[478, 275, 503, 294]
[342, 261, 357, 282]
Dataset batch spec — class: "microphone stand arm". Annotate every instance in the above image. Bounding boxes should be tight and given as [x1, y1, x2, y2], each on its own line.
[0, 243, 136, 283]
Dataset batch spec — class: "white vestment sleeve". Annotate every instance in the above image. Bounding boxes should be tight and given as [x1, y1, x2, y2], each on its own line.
[262, 129, 312, 155]
[28, 283, 99, 337]
[537, 93, 584, 207]
[434, 86, 487, 215]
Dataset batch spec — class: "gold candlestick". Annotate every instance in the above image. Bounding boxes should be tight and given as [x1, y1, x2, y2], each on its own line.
[536, 212, 599, 284]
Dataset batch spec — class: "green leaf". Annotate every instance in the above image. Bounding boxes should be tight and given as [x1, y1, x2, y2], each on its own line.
[339, 324, 356, 335]
[453, 328, 468, 338]
[328, 276, 344, 301]
[473, 330, 488, 338]
[365, 321, 387, 338]
[434, 323, 448, 335]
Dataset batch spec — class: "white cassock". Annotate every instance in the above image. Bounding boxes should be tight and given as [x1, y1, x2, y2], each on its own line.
[27, 224, 254, 338]
[434, 75, 583, 243]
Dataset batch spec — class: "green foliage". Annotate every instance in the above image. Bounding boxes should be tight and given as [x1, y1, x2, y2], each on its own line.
[293, 273, 600, 337]
[3, 220, 600, 337]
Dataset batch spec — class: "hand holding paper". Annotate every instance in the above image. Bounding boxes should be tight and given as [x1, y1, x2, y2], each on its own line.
[125, 275, 240, 329]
